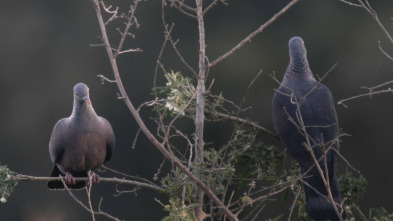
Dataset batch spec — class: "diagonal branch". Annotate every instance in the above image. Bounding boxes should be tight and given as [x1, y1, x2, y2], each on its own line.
[378, 41, 393, 61]
[209, 0, 300, 68]
[203, 0, 227, 15]
[89, 1, 238, 220]
[161, 2, 197, 76]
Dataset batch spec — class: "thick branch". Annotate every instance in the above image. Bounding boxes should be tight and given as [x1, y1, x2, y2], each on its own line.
[14, 174, 165, 193]
[90, 1, 238, 220]
[194, 0, 207, 220]
[209, 0, 300, 68]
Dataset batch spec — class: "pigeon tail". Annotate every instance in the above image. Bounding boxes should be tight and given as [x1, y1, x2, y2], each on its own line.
[304, 176, 346, 221]
[47, 165, 87, 190]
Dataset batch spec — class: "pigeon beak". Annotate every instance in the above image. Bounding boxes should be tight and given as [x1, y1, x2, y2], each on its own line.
[82, 96, 92, 105]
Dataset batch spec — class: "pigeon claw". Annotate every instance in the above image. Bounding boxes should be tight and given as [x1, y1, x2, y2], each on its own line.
[64, 172, 76, 185]
[90, 172, 101, 185]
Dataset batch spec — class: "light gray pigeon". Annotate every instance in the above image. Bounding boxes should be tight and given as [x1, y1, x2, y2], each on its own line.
[48, 83, 115, 190]
[272, 37, 345, 220]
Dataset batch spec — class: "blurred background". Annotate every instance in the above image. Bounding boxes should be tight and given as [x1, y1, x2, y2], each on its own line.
[1, 0, 393, 220]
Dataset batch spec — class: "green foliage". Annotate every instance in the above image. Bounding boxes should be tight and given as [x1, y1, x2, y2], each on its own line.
[162, 198, 197, 221]
[155, 71, 225, 117]
[161, 168, 195, 202]
[230, 128, 286, 183]
[0, 163, 17, 203]
[339, 171, 367, 205]
[194, 149, 235, 195]
[156, 71, 196, 116]
[369, 207, 393, 221]
[154, 71, 377, 221]
[292, 193, 312, 221]
[265, 213, 285, 221]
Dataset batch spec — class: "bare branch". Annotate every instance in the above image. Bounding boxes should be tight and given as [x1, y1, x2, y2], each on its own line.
[203, 0, 227, 15]
[59, 176, 122, 221]
[378, 41, 393, 61]
[338, 0, 362, 7]
[161, 3, 198, 76]
[341, 0, 393, 60]
[214, 112, 279, 140]
[132, 128, 141, 149]
[90, 1, 238, 219]
[89, 43, 106, 47]
[100, 2, 121, 25]
[209, 0, 300, 68]
[116, 48, 143, 55]
[100, 165, 157, 186]
[97, 74, 117, 84]
[194, 0, 208, 219]
[168, 0, 197, 18]
[338, 88, 393, 107]
[15, 173, 164, 193]
[87, 171, 96, 221]
[287, 188, 301, 221]
[113, 1, 141, 58]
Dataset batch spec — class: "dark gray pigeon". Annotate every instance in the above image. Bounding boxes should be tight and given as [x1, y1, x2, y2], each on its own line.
[272, 37, 345, 220]
[48, 83, 115, 190]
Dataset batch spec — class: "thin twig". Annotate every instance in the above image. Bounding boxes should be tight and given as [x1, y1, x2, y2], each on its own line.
[338, 0, 362, 7]
[214, 112, 279, 140]
[97, 74, 117, 84]
[161, 3, 197, 76]
[203, 0, 227, 15]
[87, 171, 96, 221]
[59, 176, 122, 221]
[287, 188, 301, 221]
[378, 41, 393, 61]
[361, 80, 393, 91]
[209, 0, 300, 68]
[169, 0, 197, 13]
[337, 88, 393, 107]
[113, 0, 141, 58]
[341, 0, 393, 61]
[169, 1, 197, 18]
[132, 128, 141, 149]
[90, 1, 238, 219]
[100, 165, 156, 185]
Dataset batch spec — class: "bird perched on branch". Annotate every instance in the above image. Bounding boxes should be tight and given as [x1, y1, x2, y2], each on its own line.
[272, 37, 345, 220]
[48, 83, 115, 190]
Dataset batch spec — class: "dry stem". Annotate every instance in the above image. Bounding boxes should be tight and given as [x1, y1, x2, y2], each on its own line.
[90, 0, 238, 220]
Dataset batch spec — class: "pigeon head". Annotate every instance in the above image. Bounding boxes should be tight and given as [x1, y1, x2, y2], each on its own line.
[284, 36, 313, 81]
[288, 36, 306, 61]
[73, 83, 91, 105]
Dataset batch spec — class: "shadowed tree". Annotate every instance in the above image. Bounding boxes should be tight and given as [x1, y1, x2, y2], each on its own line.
[5, 1, 393, 220]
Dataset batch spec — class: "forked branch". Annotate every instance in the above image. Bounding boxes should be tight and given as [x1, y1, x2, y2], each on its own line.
[89, 0, 238, 220]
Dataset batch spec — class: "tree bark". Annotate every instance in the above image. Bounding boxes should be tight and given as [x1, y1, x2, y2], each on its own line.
[194, 0, 207, 220]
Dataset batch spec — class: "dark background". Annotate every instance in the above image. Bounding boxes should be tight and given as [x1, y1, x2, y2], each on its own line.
[1, 0, 393, 220]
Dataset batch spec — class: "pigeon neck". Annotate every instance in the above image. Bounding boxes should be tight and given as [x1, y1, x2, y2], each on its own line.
[284, 57, 314, 81]
[71, 101, 97, 120]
